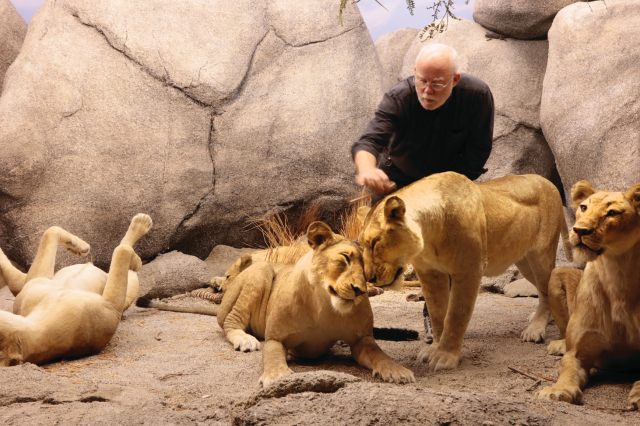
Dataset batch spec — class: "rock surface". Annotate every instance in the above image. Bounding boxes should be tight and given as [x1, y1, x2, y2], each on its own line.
[473, 0, 582, 40]
[374, 27, 419, 91]
[541, 0, 640, 200]
[503, 278, 539, 298]
[0, 0, 383, 270]
[0, 0, 27, 92]
[138, 250, 211, 299]
[400, 19, 559, 186]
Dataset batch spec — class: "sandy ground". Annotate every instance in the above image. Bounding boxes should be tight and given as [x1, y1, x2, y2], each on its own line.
[1, 284, 639, 425]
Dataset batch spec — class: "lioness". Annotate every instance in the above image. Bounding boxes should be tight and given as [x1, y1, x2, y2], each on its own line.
[216, 221, 414, 387]
[0, 214, 152, 366]
[537, 180, 640, 407]
[358, 172, 572, 372]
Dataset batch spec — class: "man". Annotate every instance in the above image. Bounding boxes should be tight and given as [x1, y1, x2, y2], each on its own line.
[352, 43, 494, 199]
[351, 43, 495, 342]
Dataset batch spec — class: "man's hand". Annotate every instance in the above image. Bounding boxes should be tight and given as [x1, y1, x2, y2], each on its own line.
[354, 150, 392, 195]
[356, 169, 392, 195]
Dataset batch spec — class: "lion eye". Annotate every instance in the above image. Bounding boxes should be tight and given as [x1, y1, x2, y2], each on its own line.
[606, 210, 619, 217]
[342, 254, 350, 264]
[580, 205, 587, 212]
[371, 239, 378, 253]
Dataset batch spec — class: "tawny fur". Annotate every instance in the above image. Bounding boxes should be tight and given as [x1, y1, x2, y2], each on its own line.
[0, 214, 152, 367]
[217, 221, 415, 388]
[537, 180, 640, 407]
[357, 172, 572, 373]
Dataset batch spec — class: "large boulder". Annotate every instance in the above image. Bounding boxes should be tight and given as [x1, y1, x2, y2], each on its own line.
[473, 0, 583, 40]
[0, 0, 384, 270]
[400, 19, 559, 186]
[137, 250, 211, 299]
[0, 0, 27, 92]
[375, 27, 419, 91]
[541, 0, 640, 199]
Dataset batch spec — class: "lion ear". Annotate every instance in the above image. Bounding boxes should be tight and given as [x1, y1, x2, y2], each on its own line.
[357, 206, 370, 226]
[238, 253, 253, 271]
[625, 183, 640, 209]
[383, 196, 406, 221]
[307, 221, 334, 250]
[571, 180, 596, 209]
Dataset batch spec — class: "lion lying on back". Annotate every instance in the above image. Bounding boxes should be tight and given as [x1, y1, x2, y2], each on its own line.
[0, 214, 152, 366]
[537, 180, 640, 407]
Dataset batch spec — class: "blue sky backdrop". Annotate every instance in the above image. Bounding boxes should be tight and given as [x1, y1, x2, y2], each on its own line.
[10, 0, 475, 42]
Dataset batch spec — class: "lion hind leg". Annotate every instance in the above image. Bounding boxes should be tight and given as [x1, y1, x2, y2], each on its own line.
[102, 245, 140, 314]
[0, 249, 27, 297]
[516, 256, 553, 343]
[25, 227, 90, 283]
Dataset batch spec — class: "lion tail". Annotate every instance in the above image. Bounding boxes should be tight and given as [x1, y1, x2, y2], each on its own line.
[560, 213, 574, 263]
[135, 297, 219, 316]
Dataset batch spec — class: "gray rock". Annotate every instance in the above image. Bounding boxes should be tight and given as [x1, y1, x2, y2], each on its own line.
[473, 0, 582, 40]
[504, 278, 539, 298]
[400, 19, 559, 186]
[375, 27, 419, 91]
[204, 244, 256, 277]
[541, 0, 640, 201]
[0, 0, 26, 92]
[481, 265, 522, 294]
[0, 0, 384, 270]
[138, 250, 211, 299]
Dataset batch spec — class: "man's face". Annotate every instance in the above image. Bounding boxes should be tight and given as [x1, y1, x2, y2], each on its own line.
[414, 55, 460, 110]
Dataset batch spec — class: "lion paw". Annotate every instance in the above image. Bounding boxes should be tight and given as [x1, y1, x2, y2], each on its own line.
[547, 339, 566, 356]
[259, 366, 293, 388]
[628, 382, 640, 410]
[128, 214, 153, 239]
[521, 322, 546, 343]
[417, 344, 459, 372]
[64, 237, 90, 257]
[536, 384, 583, 404]
[373, 360, 415, 384]
[230, 332, 261, 352]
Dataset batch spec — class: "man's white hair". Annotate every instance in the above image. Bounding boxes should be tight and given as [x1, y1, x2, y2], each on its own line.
[415, 43, 459, 73]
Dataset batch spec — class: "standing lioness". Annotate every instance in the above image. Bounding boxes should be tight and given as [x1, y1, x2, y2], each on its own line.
[358, 172, 572, 372]
[0, 214, 152, 366]
[218, 221, 415, 387]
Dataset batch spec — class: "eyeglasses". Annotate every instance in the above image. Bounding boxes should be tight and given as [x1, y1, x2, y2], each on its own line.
[416, 75, 454, 92]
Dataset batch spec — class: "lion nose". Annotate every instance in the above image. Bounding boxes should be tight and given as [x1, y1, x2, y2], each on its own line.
[573, 226, 594, 237]
[351, 284, 365, 297]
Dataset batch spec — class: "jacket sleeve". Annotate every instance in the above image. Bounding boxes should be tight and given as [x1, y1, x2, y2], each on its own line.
[451, 88, 494, 181]
[351, 91, 403, 161]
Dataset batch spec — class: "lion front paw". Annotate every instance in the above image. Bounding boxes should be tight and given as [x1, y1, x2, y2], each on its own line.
[521, 322, 546, 343]
[229, 332, 261, 352]
[259, 366, 293, 388]
[628, 382, 640, 410]
[373, 360, 415, 384]
[547, 339, 566, 356]
[417, 343, 460, 372]
[64, 237, 91, 257]
[536, 384, 583, 404]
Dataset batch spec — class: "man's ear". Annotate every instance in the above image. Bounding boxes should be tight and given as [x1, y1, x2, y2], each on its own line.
[571, 180, 595, 209]
[357, 206, 370, 226]
[307, 222, 334, 250]
[625, 183, 640, 210]
[383, 196, 406, 221]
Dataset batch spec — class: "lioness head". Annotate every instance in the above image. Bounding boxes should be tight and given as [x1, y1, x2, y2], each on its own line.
[306, 221, 368, 314]
[210, 253, 253, 293]
[570, 180, 640, 262]
[357, 197, 422, 291]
